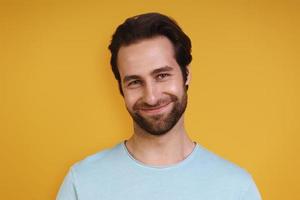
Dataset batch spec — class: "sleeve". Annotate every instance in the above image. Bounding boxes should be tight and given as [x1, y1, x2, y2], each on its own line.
[56, 168, 78, 200]
[240, 175, 262, 200]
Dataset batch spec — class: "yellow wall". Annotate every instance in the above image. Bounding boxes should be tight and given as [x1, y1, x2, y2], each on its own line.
[0, 0, 299, 199]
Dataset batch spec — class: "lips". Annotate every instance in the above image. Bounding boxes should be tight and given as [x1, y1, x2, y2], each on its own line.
[139, 102, 172, 115]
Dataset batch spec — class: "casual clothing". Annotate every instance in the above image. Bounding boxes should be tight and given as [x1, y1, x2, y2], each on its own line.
[57, 141, 261, 200]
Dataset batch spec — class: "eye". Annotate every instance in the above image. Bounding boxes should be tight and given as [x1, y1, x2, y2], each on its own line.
[156, 73, 170, 80]
[127, 80, 142, 88]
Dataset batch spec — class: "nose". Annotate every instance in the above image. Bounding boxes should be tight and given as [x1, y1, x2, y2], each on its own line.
[142, 82, 160, 106]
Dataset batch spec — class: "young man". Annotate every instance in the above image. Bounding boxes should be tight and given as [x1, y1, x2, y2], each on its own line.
[57, 13, 261, 200]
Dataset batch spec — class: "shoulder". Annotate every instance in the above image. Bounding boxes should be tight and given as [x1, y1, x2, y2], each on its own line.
[70, 142, 123, 176]
[192, 144, 261, 199]
[195, 144, 256, 187]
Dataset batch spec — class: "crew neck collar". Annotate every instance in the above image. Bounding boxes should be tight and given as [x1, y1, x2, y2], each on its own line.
[121, 140, 199, 170]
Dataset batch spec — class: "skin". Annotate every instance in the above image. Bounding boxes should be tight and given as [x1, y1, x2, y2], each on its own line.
[117, 36, 195, 166]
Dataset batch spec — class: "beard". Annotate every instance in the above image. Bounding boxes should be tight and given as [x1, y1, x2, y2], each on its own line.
[127, 91, 188, 136]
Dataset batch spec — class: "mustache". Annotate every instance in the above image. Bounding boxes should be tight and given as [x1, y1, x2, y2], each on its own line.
[133, 95, 178, 110]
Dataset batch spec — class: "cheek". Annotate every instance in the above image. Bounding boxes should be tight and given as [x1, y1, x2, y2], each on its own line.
[164, 79, 184, 94]
[123, 91, 140, 109]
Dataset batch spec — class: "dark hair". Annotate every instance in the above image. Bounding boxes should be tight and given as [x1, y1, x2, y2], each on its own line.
[108, 12, 192, 95]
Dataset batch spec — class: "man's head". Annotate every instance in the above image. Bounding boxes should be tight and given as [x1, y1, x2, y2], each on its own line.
[108, 13, 192, 136]
[108, 12, 192, 95]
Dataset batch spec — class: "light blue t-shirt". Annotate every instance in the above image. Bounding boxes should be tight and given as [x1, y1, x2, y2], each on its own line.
[57, 141, 261, 200]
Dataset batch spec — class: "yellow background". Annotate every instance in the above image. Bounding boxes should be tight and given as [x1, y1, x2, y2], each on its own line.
[0, 0, 299, 199]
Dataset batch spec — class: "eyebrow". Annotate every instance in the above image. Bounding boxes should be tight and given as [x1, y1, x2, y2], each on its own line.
[123, 66, 174, 84]
[151, 66, 173, 76]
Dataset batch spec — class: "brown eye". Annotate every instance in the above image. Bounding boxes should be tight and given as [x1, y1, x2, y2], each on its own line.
[128, 80, 142, 88]
[157, 73, 170, 80]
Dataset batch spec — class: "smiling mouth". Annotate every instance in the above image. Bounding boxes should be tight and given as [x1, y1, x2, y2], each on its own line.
[139, 102, 172, 115]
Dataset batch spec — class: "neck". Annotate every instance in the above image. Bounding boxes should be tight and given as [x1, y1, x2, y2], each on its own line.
[125, 116, 195, 166]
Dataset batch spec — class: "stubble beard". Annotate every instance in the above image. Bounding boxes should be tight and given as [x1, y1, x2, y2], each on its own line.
[127, 91, 188, 136]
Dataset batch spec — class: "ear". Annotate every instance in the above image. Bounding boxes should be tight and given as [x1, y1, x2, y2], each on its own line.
[185, 65, 191, 86]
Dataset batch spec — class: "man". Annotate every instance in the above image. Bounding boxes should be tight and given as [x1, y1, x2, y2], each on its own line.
[57, 13, 261, 200]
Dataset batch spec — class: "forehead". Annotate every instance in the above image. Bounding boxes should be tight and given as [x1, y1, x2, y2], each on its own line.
[117, 36, 179, 78]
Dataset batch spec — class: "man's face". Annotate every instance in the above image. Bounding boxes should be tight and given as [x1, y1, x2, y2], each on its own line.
[117, 36, 189, 136]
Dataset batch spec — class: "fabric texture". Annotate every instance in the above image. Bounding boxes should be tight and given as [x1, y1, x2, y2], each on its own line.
[56, 141, 261, 200]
